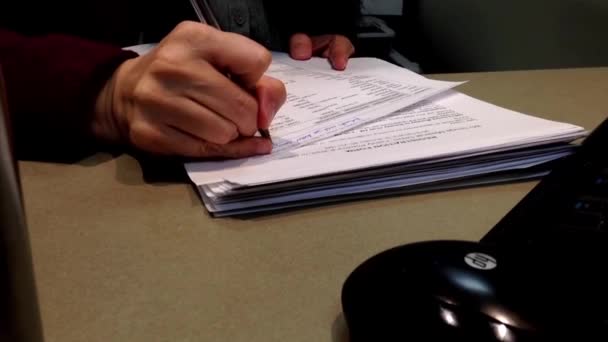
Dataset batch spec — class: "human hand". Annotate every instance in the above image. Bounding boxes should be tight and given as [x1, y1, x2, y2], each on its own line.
[93, 21, 286, 158]
[289, 33, 355, 70]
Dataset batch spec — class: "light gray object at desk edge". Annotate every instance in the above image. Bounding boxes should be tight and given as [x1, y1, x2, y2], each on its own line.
[357, 16, 421, 72]
[0, 68, 45, 341]
[361, 0, 403, 15]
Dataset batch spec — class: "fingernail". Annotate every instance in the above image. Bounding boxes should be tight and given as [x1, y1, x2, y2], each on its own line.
[270, 101, 279, 121]
[293, 46, 306, 59]
[264, 100, 279, 123]
[333, 57, 347, 71]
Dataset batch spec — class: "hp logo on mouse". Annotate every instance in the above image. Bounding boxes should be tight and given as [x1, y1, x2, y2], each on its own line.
[465, 253, 497, 270]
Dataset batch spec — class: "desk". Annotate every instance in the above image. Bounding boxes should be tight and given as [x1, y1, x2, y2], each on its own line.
[19, 67, 608, 342]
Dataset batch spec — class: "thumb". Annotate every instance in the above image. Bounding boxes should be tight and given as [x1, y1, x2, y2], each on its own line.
[256, 75, 287, 129]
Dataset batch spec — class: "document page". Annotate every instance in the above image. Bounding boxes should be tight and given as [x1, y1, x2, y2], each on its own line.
[266, 53, 464, 151]
[200, 148, 572, 215]
[185, 90, 586, 187]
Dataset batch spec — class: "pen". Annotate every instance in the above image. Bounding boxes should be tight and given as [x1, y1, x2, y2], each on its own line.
[188, 0, 272, 142]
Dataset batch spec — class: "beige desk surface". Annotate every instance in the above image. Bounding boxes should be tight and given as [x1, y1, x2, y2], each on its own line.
[20, 67, 608, 342]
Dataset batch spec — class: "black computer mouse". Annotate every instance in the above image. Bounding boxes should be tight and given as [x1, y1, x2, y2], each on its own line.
[341, 240, 608, 341]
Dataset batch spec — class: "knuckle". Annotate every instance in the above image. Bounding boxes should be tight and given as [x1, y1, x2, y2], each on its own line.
[128, 122, 156, 150]
[197, 142, 221, 157]
[131, 81, 158, 107]
[232, 92, 258, 135]
[174, 20, 203, 36]
[252, 48, 272, 70]
[197, 143, 210, 157]
[173, 20, 213, 43]
[233, 90, 257, 114]
[277, 81, 287, 101]
[215, 124, 238, 145]
[218, 145, 240, 159]
[148, 58, 185, 81]
[149, 58, 199, 87]
[152, 47, 176, 64]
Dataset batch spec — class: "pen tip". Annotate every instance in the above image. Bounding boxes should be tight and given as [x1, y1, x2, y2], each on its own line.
[259, 129, 272, 142]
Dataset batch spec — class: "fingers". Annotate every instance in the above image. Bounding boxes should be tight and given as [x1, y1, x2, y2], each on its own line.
[255, 75, 287, 129]
[294, 34, 355, 70]
[201, 137, 272, 159]
[141, 93, 238, 145]
[179, 22, 272, 88]
[129, 120, 272, 158]
[310, 35, 334, 56]
[327, 35, 355, 71]
[170, 58, 260, 137]
[289, 33, 313, 60]
[160, 22, 276, 136]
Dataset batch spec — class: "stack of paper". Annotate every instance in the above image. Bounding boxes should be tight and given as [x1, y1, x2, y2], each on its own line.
[184, 53, 586, 216]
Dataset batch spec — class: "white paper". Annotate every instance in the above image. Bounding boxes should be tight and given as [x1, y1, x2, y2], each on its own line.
[122, 43, 157, 55]
[200, 150, 572, 213]
[124, 45, 587, 216]
[185, 90, 585, 187]
[204, 169, 551, 217]
[265, 53, 464, 152]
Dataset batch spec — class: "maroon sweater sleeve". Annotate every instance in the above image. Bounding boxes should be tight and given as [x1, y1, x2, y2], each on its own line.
[0, 29, 138, 162]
